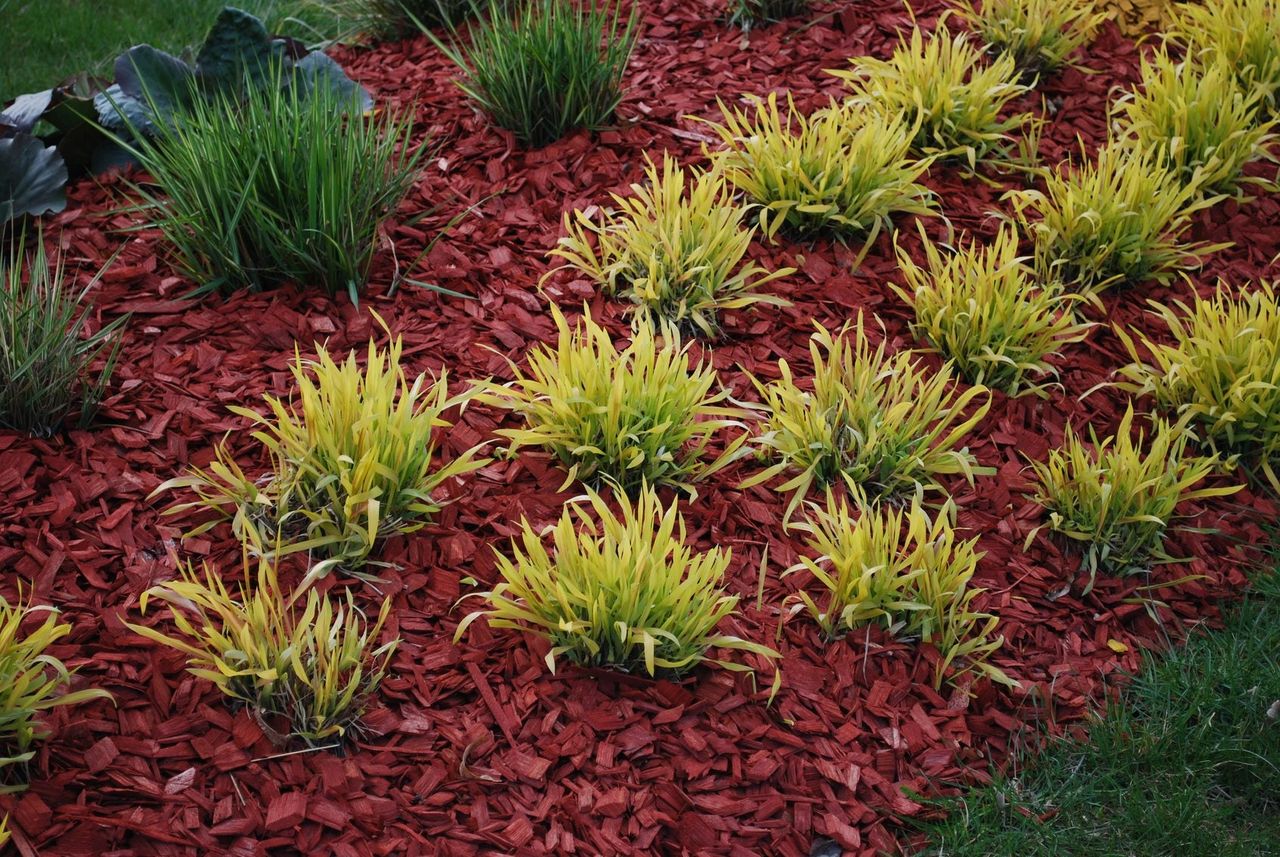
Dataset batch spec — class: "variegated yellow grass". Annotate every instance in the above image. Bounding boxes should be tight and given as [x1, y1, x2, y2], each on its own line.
[1025, 406, 1240, 592]
[699, 92, 937, 244]
[742, 315, 993, 521]
[455, 487, 779, 688]
[127, 551, 397, 746]
[153, 316, 488, 572]
[545, 153, 793, 338]
[829, 24, 1033, 167]
[892, 223, 1093, 397]
[1114, 282, 1280, 492]
[0, 592, 113, 791]
[954, 0, 1106, 74]
[477, 305, 750, 495]
[786, 491, 1015, 689]
[1168, 0, 1280, 107]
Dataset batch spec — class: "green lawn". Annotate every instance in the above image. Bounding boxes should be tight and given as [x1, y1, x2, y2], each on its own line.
[0, 0, 340, 101]
[915, 566, 1280, 857]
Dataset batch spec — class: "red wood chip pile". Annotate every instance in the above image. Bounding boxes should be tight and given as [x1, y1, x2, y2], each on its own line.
[2, 1, 1277, 854]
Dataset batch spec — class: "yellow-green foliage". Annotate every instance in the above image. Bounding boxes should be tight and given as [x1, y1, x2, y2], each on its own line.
[456, 487, 779, 679]
[546, 153, 792, 337]
[156, 324, 487, 570]
[787, 492, 1014, 688]
[955, 0, 1106, 73]
[1169, 0, 1280, 105]
[700, 93, 936, 241]
[1006, 143, 1219, 293]
[743, 316, 992, 519]
[129, 554, 397, 746]
[0, 595, 111, 790]
[1026, 407, 1239, 590]
[830, 26, 1033, 166]
[478, 306, 750, 494]
[893, 225, 1091, 396]
[1115, 283, 1280, 491]
[1113, 51, 1276, 198]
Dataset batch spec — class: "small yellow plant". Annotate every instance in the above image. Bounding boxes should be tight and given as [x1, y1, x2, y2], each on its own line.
[1114, 283, 1280, 491]
[478, 306, 751, 494]
[546, 153, 792, 337]
[155, 321, 487, 570]
[1026, 407, 1240, 591]
[787, 492, 1014, 689]
[1113, 51, 1276, 198]
[0, 594, 112, 791]
[893, 225, 1091, 396]
[700, 93, 937, 242]
[955, 0, 1106, 74]
[1006, 143, 1222, 293]
[743, 316, 993, 520]
[129, 553, 398, 746]
[1168, 0, 1280, 106]
[456, 487, 779, 680]
[830, 25, 1033, 167]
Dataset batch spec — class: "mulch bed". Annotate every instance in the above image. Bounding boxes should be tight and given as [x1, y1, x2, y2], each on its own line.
[2, 0, 1278, 854]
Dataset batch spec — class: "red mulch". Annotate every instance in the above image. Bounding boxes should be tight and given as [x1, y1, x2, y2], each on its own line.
[3, 1, 1278, 855]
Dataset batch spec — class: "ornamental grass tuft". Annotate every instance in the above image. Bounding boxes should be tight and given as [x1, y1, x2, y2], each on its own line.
[1114, 282, 1280, 492]
[1026, 407, 1240, 591]
[743, 316, 992, 520]
[892, 224, 1092, 396]
[456, 487, 779, 680]
[547, 153, 793, 337]
[954, 0, 1105, 74]
[1168, 0, 1280, 107]
[700, 93, 937, 242]
[727, 0, 813, 29]
[478, 306, 751, 494]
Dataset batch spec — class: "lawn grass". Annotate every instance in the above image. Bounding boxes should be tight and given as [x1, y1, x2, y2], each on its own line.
[0, 0, 343, 101]
[915, 565, 1280, 857]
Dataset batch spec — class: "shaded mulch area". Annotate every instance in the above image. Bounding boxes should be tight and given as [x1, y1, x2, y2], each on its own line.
[2, 1, 1277, 854]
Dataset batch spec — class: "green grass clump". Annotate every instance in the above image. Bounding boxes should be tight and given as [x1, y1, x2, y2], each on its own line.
[726, 0, 812, 29]
[478, 306, 751, 495]
[893, 225, 1091, 396]
[915, 567, 1280, 857]
[1006, 143, 1219, 293]
[701, 94, 937, 242]
[830, 26, 1033, 166]
[0, 236, 126, 436]
[1113, 51, 1276, 198]
[787, 492, 1014, 688]
[547, 153, 793, 337]
[456, 486, 779, 679]
[954, 0, 1105, 74]
[432, 0, 638, 147]
[124, 75, 421, 299]
[1026, 407, 1239, 591]
[1115, 282, 1280, 492]
[743, 316, 993, 520]
[1168, 0, 1280, 107]
[320, 0, 489, 37]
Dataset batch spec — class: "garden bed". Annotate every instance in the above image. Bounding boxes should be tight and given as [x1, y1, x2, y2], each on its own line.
[1, 0, 1277, 854]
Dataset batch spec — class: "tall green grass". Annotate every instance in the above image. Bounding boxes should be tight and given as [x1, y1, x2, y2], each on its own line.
[120, 73, 421, 299]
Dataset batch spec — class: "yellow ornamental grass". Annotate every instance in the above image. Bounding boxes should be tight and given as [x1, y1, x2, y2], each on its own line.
[1114, 283, 1280, 491]
[456, 487, 779, 683]
[1168, 0, 1280, 106]
[700, 93, 937, 243]
[830, 25, 1033, 167]
[1113, 51, 1277, 199]
[0, 594, 112, 790]
[155, 320, 487, 572]
[545, 153, 792, 337]
[955, 0, 1106, 74]
[786, 492, 1015, 689]
[1026, 407, 1240, 592]
[128, 553, 398, 746]
[1006, 143, 1223, 294]
[892, 224, 1092, 397]
[478, 306, 751, 495]
[743, 316, 993, 520]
